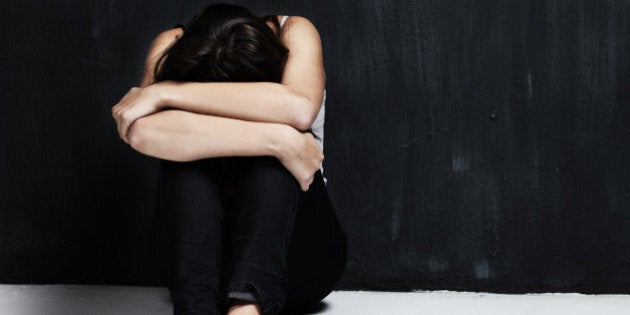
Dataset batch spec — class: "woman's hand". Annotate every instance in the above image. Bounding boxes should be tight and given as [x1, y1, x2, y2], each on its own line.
[112, 84, 164, 143]
[274, 127, 324, 191]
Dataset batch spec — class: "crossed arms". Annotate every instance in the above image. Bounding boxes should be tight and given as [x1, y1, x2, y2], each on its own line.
[111, 16, 325, 190]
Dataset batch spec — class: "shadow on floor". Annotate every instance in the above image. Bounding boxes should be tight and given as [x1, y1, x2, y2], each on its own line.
[280, 301, 330, 315]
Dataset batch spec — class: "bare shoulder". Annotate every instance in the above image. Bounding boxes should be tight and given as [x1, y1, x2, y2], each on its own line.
[282, 16, 319, 33]
[147, 28, 183, 68]
[152, 28, 183, 48]
[280, 16, 321, 47]
[140, 28, 183, 86]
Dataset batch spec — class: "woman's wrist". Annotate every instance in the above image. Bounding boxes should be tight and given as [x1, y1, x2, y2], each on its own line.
[266, 124, 298, 160]
[150, 80, 178, 109]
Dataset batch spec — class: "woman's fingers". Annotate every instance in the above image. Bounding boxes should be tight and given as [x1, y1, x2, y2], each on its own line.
[306, 175, 314, 191]
[271, 126, 323, 191]
[111, 86, 159, 143]
[299, 175, 313, 192]
[119, 108, 142, 142]
[300, 133, 323, 191]
[113, 105, 135, 143]
[112, 88, 137, 142]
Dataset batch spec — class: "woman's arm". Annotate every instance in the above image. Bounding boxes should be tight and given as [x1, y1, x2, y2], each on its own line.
[112, 16, 325, 189]
[155, 16, 326, 127]
[113, 16, 325, 139]
[127, 110, 322, 191]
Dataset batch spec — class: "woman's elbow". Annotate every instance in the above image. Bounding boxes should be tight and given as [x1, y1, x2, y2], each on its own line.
[291, 95, 319, 131]
[127, 117, 196, 162]
[127, 118, 152, 153]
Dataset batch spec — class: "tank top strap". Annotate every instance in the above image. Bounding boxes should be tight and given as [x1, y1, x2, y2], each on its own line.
[280, 15, 289, 28]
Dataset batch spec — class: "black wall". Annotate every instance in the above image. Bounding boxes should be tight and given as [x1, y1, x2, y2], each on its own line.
[2, 0, 629, 293]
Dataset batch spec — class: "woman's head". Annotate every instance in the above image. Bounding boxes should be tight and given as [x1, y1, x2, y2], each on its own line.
[154, 4, 288, 83]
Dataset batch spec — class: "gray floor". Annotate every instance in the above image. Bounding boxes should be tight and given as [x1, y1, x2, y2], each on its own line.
[1, 285, 630, 314]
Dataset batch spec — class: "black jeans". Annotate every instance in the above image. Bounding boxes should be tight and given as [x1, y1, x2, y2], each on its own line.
[152, 156, 347, 315]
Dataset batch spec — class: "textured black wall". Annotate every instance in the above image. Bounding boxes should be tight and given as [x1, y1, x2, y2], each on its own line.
[1, 0, 630, 293]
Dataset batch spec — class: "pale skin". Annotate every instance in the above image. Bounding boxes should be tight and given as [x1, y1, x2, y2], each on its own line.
[112, 15, 325, 191]
[112, 16, 325, 315]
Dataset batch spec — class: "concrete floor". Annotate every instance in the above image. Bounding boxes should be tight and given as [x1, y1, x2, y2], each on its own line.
[1, 285, 630, 315]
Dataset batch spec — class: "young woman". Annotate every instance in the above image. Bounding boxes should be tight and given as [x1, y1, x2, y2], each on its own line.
[112, 4, 347, 315]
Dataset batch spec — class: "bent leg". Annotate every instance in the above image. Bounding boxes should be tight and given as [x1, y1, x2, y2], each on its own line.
[156, 158, 228, 315]
[280, 170, 348, 314]
[221, 156, 301, 315]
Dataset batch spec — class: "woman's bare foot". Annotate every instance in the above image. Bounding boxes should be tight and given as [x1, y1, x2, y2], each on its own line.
[227, 301, 262, 315]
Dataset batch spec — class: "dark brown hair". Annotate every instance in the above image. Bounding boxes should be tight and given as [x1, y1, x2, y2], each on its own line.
[154, 4, 288, 83]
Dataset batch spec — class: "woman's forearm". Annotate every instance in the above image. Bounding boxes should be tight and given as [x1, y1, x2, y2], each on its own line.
[127, 109, 292, 162]
[128, 109, 324, 190]
[129, 17, 326, 133]
[153, 81, 319, 131]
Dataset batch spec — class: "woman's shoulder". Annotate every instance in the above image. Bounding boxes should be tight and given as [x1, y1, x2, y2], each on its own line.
[154, 28, 183, 45]
[279, 16, 317, 31]
[277, 16, 321, 45]
[145, 28, 183, 59]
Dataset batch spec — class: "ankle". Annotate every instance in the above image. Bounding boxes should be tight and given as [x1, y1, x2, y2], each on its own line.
[227, 300, 262, 315]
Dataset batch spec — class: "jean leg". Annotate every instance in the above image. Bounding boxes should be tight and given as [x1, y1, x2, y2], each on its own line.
[221, 156, 301, 315]
[156, 158, 227, 315]
[281, 170, 348, 313]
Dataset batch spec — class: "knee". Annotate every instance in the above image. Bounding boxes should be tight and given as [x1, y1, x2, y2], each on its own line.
[234, 156, 299, 191]
[238, 156, 287, 173]
[159, 158, 222, 175]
